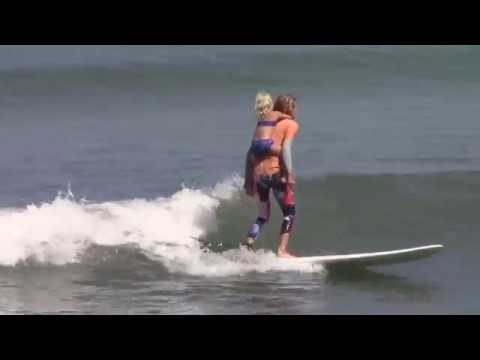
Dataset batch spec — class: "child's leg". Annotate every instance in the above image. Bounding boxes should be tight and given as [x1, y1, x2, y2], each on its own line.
[243, 150, 255, 196]
[269, 144, 282, 156]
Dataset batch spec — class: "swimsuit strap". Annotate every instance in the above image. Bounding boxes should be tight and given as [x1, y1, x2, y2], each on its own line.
[257, 120, 277, 127]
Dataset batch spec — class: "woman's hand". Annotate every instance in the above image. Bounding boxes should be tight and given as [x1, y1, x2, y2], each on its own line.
[281, 173, 296, 185]
[287, 173, 296, 185]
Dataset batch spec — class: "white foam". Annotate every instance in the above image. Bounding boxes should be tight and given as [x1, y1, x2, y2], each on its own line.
[0, 175, 324, 276]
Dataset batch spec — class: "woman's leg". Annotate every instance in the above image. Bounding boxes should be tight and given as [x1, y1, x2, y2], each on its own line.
[272, 177, 296, 257]
[242, 178, 271, 250]
[244, 200, 270, 245]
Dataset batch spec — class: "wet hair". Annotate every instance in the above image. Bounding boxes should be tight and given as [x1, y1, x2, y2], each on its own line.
[255, 91, 274, 119]
[273, 95, 296, 116]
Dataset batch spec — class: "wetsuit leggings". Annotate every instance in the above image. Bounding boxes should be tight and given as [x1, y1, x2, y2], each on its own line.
[247, 172, 296, 241]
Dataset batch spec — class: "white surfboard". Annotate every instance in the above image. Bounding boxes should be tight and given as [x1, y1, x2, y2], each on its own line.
[282, 244, 444, 267]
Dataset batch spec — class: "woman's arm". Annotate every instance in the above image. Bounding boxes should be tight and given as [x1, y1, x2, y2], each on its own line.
[282, 121, 299, 184]
[282, 139, 294, 174]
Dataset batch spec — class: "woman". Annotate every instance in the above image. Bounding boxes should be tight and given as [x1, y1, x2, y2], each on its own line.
[242, 94, 299, 258]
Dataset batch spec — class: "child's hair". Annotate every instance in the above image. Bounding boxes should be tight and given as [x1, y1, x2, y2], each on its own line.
[255, 91, 274, 119]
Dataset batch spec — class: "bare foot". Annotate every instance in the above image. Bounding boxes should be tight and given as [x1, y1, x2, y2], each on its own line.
[277, 250, 296, 258]
[241, 237, 255, 251]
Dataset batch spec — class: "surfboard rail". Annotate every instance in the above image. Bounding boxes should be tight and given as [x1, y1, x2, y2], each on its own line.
[282, 244, 444, 267]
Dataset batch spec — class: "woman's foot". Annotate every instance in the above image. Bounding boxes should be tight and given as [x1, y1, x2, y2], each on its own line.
[277, 249, 296, 258]
[241, 237, 255, 251]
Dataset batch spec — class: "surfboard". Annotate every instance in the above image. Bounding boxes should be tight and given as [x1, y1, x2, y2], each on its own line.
[282, 244, 444, 268]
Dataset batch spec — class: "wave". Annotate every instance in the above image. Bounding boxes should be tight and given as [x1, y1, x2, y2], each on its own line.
[0, 175, 323, 277]
[3, 170, 477, 275]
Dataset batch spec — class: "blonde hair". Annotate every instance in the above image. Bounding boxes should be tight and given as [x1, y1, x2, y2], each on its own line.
[255, 91, 274, 119]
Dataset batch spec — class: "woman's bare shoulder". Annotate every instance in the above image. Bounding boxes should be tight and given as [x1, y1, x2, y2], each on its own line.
[277, 117, 299, 133]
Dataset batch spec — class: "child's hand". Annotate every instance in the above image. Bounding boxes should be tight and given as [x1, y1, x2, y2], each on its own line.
[277, 112, 292, 121]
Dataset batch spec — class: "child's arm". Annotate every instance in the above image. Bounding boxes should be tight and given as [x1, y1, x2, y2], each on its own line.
[275, 111, 292, 122]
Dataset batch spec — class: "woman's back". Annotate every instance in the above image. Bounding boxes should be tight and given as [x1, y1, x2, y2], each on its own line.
[253, 116, 298, 177]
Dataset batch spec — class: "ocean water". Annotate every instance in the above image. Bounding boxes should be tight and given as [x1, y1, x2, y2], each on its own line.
[0, 45, 479, 314]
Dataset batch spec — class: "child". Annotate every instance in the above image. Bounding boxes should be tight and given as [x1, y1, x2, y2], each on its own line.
[244, 92, 291, 196]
